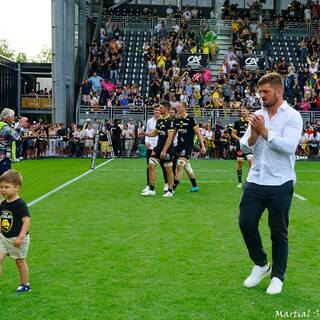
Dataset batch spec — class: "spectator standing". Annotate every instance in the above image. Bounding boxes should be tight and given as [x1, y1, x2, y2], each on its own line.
[0, 109, 28, 175]
[88, 72, 103, 95]
[308, 130, 320, 155]
[111, 120, 122, 157]
[83, 122, 95, 157]
[80, 80, 91, 105]
[122, 124, 135, 157]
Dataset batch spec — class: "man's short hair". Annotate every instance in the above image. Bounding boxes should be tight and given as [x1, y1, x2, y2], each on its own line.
[257, 72, 283, 91]
[179, 101, 188, 109]
[160, 101, 171, 110]
[170, 106, 177, 113]
[0, 169, 22, 186]
[0, 108, 15, 120]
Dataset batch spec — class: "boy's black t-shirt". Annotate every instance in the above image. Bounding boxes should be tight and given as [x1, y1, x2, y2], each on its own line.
[0, 198, 30, 238]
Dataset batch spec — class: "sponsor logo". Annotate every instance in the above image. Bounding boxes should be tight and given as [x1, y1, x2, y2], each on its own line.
[187, 55, 202, 66]
[245, 57, 259, 68]
[296, 155, 308, 160]
[240, 55, 265, 70]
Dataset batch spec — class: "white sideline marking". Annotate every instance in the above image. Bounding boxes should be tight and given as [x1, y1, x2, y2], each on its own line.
[27, 159, 114, 207]
[182, 181, 308, 201]
[98, 168, 144, 171]
[98, 168, 231, 172]
[98, 168, 320, 173]
[181, 180, 233, 183]
[293, 193, 307, 201]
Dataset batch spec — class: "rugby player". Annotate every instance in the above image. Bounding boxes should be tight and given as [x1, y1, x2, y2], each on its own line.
[141, 106, 169, 193]
[231, 105, 253, 188]
[140, 101, 175, 198]
[173, 101, 206, 192]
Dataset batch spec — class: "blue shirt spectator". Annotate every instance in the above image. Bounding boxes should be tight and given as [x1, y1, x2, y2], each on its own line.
[88, 73, 103, 93]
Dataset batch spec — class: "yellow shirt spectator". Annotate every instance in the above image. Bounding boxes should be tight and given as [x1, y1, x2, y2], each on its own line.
[156, 55, 167, 68]
[203, 43, 209, 55]
[231, 21, 239, 32]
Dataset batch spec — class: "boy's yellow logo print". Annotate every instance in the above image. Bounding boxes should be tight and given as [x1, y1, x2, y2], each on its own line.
[1, 218, 12, 232]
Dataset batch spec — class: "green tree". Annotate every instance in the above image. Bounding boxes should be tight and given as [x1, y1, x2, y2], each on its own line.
[0, 39, 15, 60]
[32, 46, 52, 63]
[16, 52, 28, 63]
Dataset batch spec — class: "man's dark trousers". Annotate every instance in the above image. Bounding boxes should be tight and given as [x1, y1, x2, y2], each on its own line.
[239, 180, 294, 282]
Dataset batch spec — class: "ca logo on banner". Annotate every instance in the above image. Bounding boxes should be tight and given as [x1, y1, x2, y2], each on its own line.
[187, 55, 201, 66]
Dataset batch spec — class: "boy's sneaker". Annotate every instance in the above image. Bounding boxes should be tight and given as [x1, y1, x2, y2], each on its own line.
[243, 264, 271, 288]
[189, 186, 200, 192]
[16, 284, 32, 293]
[237, 183, 243, 188]
[163, 191, 173, 198]
[141, 190, 156, 196]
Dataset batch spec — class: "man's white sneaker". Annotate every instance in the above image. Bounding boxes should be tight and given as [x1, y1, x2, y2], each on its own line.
[244, 264, 271, 288]
[142, 186, 150, 193]
[163, 191, 173, 198]
[237, 183, 243, 188]
[163, 183, 169, 192]
[266, 277, 283, 295]
[141, 190, 156, 196]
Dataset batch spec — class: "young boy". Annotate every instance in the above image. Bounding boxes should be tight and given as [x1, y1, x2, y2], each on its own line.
[0, 169, 31, 293]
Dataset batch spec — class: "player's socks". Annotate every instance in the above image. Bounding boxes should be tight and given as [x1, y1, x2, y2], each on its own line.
[237, 169, 243, 183]
[149, 185, 155, 191]
[168, 188, 173, 193]
[173, 179, 180, 190]
[190, 178, 197, 188]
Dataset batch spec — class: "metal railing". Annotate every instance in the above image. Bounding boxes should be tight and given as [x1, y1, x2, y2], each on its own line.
[78, 106, 320, 126]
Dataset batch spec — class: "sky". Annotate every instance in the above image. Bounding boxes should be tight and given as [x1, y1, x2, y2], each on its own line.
[0, 0, 51, 59]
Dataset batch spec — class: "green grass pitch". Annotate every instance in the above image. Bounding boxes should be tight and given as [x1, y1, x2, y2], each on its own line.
[0, 158, 319, 320]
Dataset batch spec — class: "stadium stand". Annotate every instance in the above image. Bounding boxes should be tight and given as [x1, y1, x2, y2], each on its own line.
[64, 1, 320, 159]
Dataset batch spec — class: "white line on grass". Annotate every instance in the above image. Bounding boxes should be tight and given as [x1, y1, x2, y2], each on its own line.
[98, 168, 144, 171]
[98, 168, 320, 173]
[97, 168, 231, 172]
[180, 181, 308, 201]
[27, 159, 114, 207]
[293, 193, 307, 201]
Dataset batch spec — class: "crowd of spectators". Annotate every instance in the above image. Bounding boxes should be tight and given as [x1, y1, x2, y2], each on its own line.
[11, 117, 147, 160]
[81, 5, 320, 114]
[26, 88, 52, 98]
[9, 116, 320, 160]
[220, 1, 320, 113]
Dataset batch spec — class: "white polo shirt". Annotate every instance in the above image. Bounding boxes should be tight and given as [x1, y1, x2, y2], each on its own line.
[145, 117, 158, 150]
[240, 101, 303, 186]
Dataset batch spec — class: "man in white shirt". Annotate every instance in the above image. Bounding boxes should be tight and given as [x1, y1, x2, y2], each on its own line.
[83, 122, 95, 157]
[183, 7, 192, 20]
[304, 6, 311, 24]
[239, 73, 303, 295]
[148, 61, 157, 72]
[307, 130, 320, 155]
[166, 5, 173, 17]
[141, 107, 169, 193]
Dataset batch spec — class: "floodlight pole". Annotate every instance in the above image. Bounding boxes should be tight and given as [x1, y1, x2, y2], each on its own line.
[52, 0, 67, 124]
[66, 0, 75, 125]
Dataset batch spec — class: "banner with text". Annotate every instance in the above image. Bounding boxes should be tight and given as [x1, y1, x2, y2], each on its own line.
[180, 54, 207, 71]
[238, 55, 265, 71]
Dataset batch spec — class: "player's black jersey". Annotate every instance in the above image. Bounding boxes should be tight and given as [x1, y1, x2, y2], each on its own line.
[175, 114, 198, 146]
[156, 116, 175, 149]
[233, 118, 249, 138]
